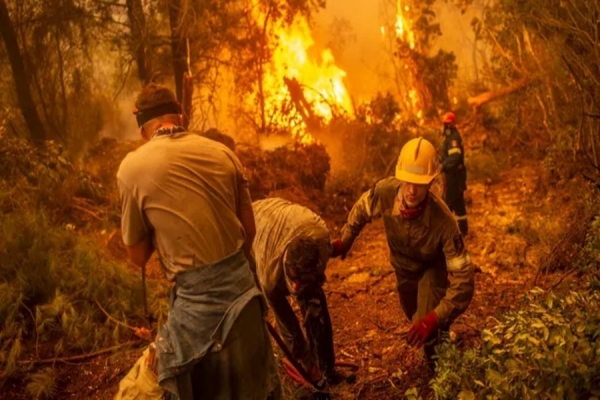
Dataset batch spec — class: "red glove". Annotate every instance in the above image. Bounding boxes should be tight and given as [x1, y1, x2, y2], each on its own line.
[330, 239, 349, 260]
[406, 311, 439, 347]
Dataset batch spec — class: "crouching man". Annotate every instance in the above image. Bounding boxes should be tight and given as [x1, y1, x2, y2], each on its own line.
[252, 197, 340, 386]
[331, 137, 475, 371]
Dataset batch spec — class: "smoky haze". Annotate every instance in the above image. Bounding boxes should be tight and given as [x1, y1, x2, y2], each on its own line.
[313, 0, 485, 100]
[106, 0, 486, 144]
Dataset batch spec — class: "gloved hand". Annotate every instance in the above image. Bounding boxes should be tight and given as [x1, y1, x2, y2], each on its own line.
[330, 239, 349, 260]
[406, 311, 439, 347]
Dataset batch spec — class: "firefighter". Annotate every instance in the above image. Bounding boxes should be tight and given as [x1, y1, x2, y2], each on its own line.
[251, 197, 340, 387]
[330, 137, 475, 371]
[440, 111, 468, 236]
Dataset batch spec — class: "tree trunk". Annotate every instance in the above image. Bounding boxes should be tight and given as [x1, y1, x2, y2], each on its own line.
[181, 72, 193, 129]
[0, 0, 46, 142]
[167, 0, 187, 102]
[467, 76, 538, 109]
[126, 0, 150, 83]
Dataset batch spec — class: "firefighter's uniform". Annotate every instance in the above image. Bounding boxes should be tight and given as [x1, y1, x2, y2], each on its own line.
[334, 138, 474, 367]
[441, 120, 468, 236]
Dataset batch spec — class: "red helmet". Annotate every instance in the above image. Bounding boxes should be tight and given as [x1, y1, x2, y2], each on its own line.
[443, 112, 456, 124]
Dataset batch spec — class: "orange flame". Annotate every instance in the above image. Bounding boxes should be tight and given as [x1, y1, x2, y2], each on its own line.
[392, 0, 422, 123]
[395, 0, 415, 50]
[250, 3, 354, 144]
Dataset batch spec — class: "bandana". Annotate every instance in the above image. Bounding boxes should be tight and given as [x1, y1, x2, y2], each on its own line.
[398, 194, 428, 220]
[152, 125, 186, 138]
[133, 102, 182, 127]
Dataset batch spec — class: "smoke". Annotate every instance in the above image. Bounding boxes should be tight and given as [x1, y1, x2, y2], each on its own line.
[311, 0, 396, 102]
[307, 0, 487, 176]
[312, 0, 487, 100]
[98, 0, 487, 150]
[98, 91, 140, 141]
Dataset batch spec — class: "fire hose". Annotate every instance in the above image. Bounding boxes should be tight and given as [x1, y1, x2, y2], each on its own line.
[264, 321, 359, 399]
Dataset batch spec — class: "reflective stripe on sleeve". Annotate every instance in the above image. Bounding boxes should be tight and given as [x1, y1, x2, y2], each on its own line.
[455, 214, 468, 221]
[446, 253, 471, 273]
[448, 148, 462, 155]
[365, 198, 373, 218]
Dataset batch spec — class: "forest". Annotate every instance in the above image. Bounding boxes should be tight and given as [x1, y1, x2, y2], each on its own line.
[0, 0, 599, 399]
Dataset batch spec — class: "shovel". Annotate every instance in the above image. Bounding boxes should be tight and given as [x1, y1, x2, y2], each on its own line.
[265, 320, 332, 400]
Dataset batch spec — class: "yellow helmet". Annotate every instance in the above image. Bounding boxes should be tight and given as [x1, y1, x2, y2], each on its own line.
[395, 137, 438, 184]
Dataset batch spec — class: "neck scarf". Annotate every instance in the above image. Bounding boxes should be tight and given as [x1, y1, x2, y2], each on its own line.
[398, 194, 428, 220]
[152, 125, 186, 138]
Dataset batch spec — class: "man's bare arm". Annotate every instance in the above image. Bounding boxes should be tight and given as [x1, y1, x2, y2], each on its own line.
[238, 203, 256, 263]
[125, 236, 155, 268]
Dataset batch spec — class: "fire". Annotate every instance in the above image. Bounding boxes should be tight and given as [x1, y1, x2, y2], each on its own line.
[249, 2, 354, 144]
[393, 0, 422, 122]
[395, 0, 415, 50]
[379, 1, 423, 122]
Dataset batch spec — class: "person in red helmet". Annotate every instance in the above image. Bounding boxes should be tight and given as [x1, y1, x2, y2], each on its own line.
[440, 111, 468, 237]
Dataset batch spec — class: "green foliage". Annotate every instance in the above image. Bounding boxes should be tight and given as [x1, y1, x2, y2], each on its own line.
[26, 368, 57, 400]
[0, 135, 115, 227]
[431, 287, 600, 399]
[0, 209, 168, 379]
[2, 0, 121, 147]
[0, 134, 71, 185]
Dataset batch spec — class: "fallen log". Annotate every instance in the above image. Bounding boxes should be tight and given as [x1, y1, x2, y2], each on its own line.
[467, 76, 539, 109]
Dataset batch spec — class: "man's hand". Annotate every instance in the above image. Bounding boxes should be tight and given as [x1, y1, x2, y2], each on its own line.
[330, 239, 349, 260]
[134, 326, 153, 342]
[406, 312, 439, 347]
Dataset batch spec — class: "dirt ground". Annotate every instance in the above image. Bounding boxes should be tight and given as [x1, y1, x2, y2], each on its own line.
[0, 163, 569, 400]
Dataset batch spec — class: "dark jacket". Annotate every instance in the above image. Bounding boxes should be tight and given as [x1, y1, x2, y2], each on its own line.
[441, 126, 467, 192]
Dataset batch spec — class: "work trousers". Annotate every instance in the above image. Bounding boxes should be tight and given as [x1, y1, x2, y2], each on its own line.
[170, 298, 281, 400]
[394, 264, 450, 370]
[445, 185, 468, 237]
[271, 288, 336, 376]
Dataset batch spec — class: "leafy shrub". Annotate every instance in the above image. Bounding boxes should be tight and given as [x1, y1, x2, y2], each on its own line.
[237, 142, 331, 200]
[0, 134, 71, 185]
[26, 368, 57, 400]
[0, 210, 168, 379]
[431, 288, 600, 399]
[0, 135, 118, 227]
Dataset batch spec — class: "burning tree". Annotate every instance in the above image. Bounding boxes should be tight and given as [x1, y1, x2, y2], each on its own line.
[380, 0, 458, 121]
[231, 0, 354, 143]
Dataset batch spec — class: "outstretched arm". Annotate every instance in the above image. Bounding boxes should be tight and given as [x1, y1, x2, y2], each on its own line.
[337, 184, 385, 252]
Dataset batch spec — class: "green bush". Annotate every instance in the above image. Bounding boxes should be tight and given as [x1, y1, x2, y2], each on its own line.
[0, 210, 168, 379]
[430, 287, 600, 399]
